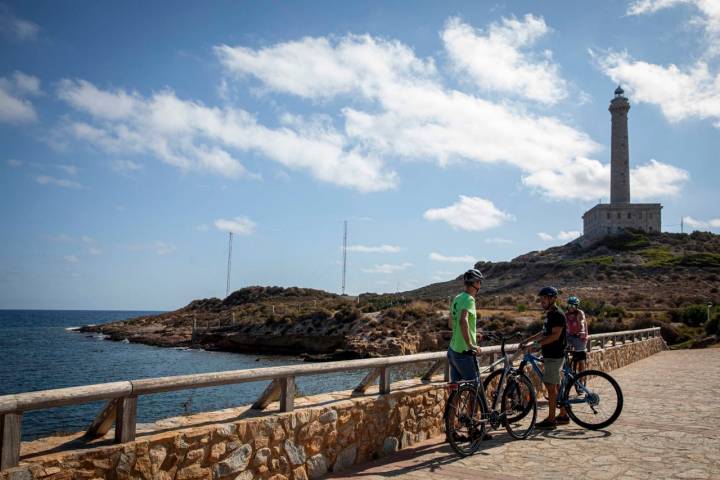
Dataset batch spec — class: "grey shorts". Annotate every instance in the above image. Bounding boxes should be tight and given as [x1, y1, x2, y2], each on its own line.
[543, 357, 564, 385]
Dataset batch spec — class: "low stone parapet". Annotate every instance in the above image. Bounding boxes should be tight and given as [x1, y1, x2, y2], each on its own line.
[0, 336, 666, 480]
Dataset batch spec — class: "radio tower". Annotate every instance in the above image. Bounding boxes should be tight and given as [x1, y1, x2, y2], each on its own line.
[225, 232, 233, 297]
[342, 220, 347, 295]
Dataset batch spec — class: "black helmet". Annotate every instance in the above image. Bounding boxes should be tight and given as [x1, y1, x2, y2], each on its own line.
[538, 286, 558, 297]
[463, 269, 484, 284]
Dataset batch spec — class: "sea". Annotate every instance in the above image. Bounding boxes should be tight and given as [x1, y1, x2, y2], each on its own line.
[0, 310, 373, 440]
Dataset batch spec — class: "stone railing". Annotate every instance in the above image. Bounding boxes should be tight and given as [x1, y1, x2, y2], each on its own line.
[0, 328, 663, 479]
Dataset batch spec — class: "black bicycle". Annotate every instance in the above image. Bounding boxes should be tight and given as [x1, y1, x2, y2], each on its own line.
[444, 333, 537, 456]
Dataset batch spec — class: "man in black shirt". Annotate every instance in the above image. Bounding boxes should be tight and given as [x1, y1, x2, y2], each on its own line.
[522, 286, 567, 430]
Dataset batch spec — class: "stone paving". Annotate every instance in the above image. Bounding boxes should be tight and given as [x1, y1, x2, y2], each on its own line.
[330, 349, 720, 480]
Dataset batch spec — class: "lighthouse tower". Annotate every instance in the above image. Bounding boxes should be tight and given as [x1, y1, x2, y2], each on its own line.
[581, 87, 662, 239]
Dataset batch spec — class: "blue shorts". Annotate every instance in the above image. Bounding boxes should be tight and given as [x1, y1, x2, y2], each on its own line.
[447, 348, 479, 383]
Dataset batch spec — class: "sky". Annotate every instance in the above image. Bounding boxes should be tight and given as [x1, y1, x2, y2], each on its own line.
[1, 0, 719, 310]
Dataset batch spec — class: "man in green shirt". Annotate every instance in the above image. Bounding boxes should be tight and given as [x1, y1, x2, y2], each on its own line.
[447, 268, 484, 382]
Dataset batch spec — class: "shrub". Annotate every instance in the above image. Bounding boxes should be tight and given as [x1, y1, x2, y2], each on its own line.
[706, 315, 719, 336]
[516, 303, 528, 312]
[669, 304, 709, 327]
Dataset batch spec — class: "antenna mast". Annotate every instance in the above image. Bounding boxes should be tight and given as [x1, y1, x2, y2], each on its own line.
[342, 220, 347, 295]
[226, 232, 233, 297]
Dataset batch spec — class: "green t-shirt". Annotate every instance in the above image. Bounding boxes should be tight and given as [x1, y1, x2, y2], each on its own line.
[450, 292, 477, 353]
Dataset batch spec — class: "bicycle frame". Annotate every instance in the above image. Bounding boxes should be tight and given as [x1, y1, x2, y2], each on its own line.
[520, 351, 596, 407]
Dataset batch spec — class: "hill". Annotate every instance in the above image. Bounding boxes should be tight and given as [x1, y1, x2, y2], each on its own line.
[81, 231, 720, 357]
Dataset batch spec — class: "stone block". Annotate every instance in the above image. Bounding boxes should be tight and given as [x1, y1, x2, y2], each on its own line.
[333, 444, 357, 472]
[214, 444, 252, 477]
[383, 437, 399, 454]
[305, 454, 328, 480]
[284, 440, 306, 465]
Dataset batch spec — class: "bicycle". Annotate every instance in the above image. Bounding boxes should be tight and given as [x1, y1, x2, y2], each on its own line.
[483, 347, 623, 430]
[444, 333, 537, 457]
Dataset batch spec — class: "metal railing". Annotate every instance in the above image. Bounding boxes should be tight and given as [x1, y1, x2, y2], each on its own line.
[0, 327, 661, 470]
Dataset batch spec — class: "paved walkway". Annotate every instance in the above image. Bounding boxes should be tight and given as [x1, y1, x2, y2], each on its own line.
[331, 349, 720, 480]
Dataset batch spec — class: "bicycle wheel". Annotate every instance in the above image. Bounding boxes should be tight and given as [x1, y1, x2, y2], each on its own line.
[445, 383, 487, 456]
[563, 369, 623, 430]
[502, 373, 537, 439]
[482, 369, 504, 407]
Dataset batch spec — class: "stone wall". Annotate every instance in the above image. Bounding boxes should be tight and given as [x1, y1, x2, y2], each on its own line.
[0, 337, 666, 480]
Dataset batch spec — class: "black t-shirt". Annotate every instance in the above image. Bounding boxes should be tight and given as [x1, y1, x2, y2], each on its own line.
[541, 307, 567, 359]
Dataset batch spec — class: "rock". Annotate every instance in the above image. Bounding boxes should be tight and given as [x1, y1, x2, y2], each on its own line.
[253, 447, 271, 467]
[116, 452, 135, 475]
[292, 466, 309, 480]
[185, 448, 205, 463]
[333, 444, 357, 472]
[268, 476, 288, 480]
[216, 423, 237, 439]
[210, 442, 227, 462]
[7, 470, 31, 480]
[383, 437, 399, 454]
[284, 439, 306, 465]
[233, 472, 254, 480]
[305, 454, 328, 480]
[176, 464, 211, 480]
[214, 444, 252, 477]
[318, 410, 337, 424]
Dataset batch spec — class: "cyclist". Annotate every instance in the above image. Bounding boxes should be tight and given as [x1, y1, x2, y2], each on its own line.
[566, 296, 588, 374]
[447, 268, 484, 382]
[447, 268, 491, 440]
[522, 286, 567, 429]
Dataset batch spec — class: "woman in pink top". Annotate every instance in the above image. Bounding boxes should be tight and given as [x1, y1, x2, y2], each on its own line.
[565, 296, 588, 373]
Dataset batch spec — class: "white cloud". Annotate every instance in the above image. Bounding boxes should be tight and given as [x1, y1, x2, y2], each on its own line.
[194, 224, 210, 232]
[683, 216, 720, 229]
[7, 159, 23, 168]
[346, 244, 402, 253]
[63, 255, 79, 263]
[424, 196, 513, 231]
[361, 262, 413, 274]
[429, 252, 475, 263]
[153, 241, 176, 256]
[57, 79, 396, 191]
[88, 247, 102, 256]
[81, 235, 95, 244]
[0, 84, 37, 124]
[216, 27, 607, 199]
[596, 51, 720, 125]
[35, 175, 83, 189]
[627, 0, 720, 55]
[539, 230, 582, 241]
[0, 7, 39, 41]
[524, 157, 689, 200]
[111, 159, 143, 172]
[557, 230, 582, 241]
[214, 216, 256, 235]
[442, 15, 567, 104]
[485, 237, 514, 244]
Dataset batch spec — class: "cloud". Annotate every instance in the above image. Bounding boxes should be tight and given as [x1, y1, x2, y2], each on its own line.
[216, 27, 609, 199]
[0, 72, 39, 123]
[88, 247, 102, 256]
[524, 157, 689, 200]
[35, 175, 83, 189]
[194, 224, 210, 232]
[627, 0, 720, 55]
[111, 159, 143, 172]
[539, 230, 582, 241]
[595, 51, 720, 126]
[57, 79, 396, 191]
[346, 244, 402, 253]
[56, 164, 78, 175]
[153, 241, 176, 255]
[429, 252, 475, 263]
[7, 159, 23, 168]
[63, 255, 79, 263]
[683, 216, 720, 229]
[0, 6, 39, 41]
[214, 216, 256, 235]
[424, 196, 514, 231]
[361, 262, 413, 274]
[442, 15, 567, 104]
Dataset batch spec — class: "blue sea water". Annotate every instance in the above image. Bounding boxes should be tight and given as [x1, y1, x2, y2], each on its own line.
[0, 310, 369, 440]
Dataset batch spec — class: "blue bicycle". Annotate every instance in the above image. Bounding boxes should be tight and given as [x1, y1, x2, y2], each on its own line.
[483, 349, 623, 430]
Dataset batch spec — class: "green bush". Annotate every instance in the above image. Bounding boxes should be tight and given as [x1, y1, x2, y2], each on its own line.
[669, 304, 709, 327]
[516, 303, 527, 312]
[706, 315, 720, 336]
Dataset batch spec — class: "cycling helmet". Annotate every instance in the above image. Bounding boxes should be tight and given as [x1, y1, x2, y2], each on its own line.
[538, 286, 558, 297]
[567, 296, 580, 306]
[463, 268, 484, 284]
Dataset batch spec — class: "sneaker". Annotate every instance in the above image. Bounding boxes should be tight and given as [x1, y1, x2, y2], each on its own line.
[535, 419, 558, 430]
[556, 415, 570, 425]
